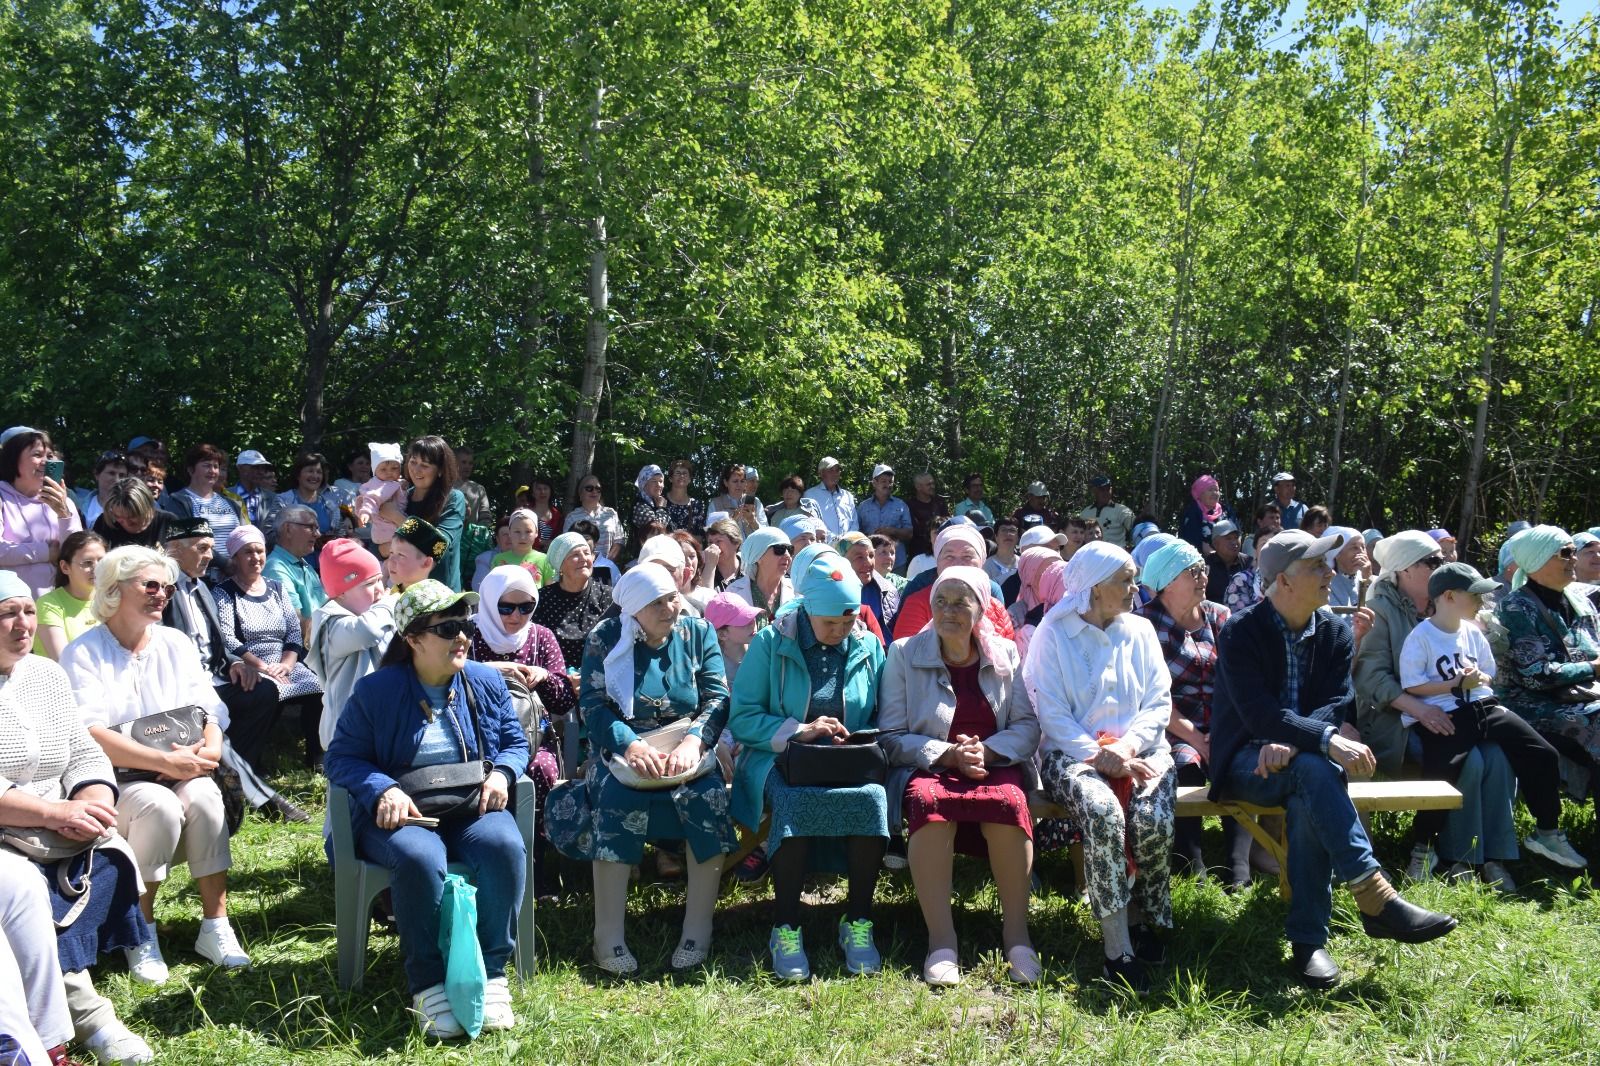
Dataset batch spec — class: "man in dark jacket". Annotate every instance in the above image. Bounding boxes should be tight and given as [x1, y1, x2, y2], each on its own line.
[1210, 529, 1455, 989]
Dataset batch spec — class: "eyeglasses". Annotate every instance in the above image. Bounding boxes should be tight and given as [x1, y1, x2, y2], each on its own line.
[497, 601, 536, 616]
[286, 521, 319, 531]
[1183, 563, 1208, 581]
[421, 619, 476, 640]
[135, 579, 176, 598]
[582, 484, 600, 493]
[1420, 555, 1444, 570]
[769, 544, 792, 556]
[1558, 546, 1577, 559]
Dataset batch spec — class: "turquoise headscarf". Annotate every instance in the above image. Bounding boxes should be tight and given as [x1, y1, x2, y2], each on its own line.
[1131, 532, 1179, 572]
[545, 532, 588, 577]
[1509, 524, 1571, 591]
[792, 547, 862, 617]
[1573, 532, 1598, 552]
[1140, 539, 1203, 593]
[738, 526, 791, 577]
[1498, 528, 1529, 574]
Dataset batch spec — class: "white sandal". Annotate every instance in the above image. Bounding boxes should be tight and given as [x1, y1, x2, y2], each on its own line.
[594, 943, 639, 976]
[923, 947, 961, 987]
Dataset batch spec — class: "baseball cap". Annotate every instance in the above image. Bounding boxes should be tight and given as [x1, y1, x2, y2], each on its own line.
[817, 456, 841, 473]
[1428, 562, 1499, 600]
[1018, 525, 1067, 550]
[704, 591, 765, 629]
[1271, 471, 1296, 484]
[1256, 529, 1345, 586]
[1025, 481, 1048, 497]
[393, 579, 478, 634]
[1211, 518, 1241, 539]
[1090, 475, 1112, 488]
[236, 449, 270, 467]
[870, 463, 895, 480]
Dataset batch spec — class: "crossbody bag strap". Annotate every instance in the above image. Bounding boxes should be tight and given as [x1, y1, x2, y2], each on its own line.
[457, 674, 490, 764]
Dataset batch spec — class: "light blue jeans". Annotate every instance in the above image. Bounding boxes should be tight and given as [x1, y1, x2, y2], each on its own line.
[1436, 742, 1518, 865]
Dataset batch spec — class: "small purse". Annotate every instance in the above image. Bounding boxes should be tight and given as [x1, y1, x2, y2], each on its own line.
[393, 680, 494, 822]
[776, 728, 887, 788]
[606, 718, 717, 791]
[112, 705, 209, 784]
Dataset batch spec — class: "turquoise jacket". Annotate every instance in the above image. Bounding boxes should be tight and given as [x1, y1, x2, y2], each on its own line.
[727, 607, 885, 830]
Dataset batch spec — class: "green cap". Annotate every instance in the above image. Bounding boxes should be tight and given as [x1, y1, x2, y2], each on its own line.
[394, 516, 447, 560]
[394, 579, 478, 634]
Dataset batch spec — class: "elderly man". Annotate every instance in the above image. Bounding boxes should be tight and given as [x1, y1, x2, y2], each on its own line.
[1078, 475, 1136, 549]
[803, 456, 857, 538]
[856, 463, 912, 572]
[264, 504, 329, 644]
[161, 516, 308, 822]
[1209, 529, 1455, 989]
[1011, 481, 1060, 532]
[1270, 472, 1306, 534]
[1205, 519, 1248, 603]
[905, 473, 949, 562]
[453, 446, 495, 527]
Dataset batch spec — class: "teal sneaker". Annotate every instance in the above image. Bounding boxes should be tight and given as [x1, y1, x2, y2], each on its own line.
[837, 917, 881, 975]
[769, 924, 810, 981]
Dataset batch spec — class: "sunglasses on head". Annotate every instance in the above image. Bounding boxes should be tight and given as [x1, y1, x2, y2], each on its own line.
[421, 619, 476, 640]
[137, 579, 176, 598]
[497, 601, 536, 616]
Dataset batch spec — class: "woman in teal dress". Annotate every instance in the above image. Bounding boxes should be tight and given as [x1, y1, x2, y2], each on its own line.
[729, 545, 887, 981]
[546, 564, 736, 975]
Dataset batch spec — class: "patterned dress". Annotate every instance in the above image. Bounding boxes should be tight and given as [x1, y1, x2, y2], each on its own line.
[214, 578, 324, 699]
[1497, 581, 1600, 798]
[533, 579, 615, 668]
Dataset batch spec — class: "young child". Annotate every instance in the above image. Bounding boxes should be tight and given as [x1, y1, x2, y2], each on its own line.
[384, 516, 443, 592]
[493, 508, 555, 586]
[308, 538, 397, 751]
[354, 442, 405, 549]
[1400, 561, 1586, 884]
[705, 590, 767, 881]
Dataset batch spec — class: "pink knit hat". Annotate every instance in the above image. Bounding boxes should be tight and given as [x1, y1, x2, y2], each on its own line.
[320, 538, 381, 599]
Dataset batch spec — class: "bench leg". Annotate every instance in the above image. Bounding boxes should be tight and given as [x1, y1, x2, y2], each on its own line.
[1228, 813, 1292, 900]
[723, 814, 771, 879]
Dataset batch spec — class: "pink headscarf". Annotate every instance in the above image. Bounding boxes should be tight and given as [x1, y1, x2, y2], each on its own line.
[1190, 474, 1223, 523]
[1038, 560, 1068, 609]
[1015, 546, 1062, 612]
[933, 523, 987, 568]
[931, 565, 1010, 677]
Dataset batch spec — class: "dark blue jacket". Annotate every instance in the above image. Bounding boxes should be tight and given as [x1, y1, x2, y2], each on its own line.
[325, 659, 531, 819]
[1207, 598, 1355, 800]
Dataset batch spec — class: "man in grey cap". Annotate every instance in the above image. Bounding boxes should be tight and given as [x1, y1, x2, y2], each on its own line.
[1078, 475, 1135, 549]
[1205, 518, 1247, 602]
[1010, 481, 1059, 531]
[855, 463, 911, 572]
[803, 456, 857, 538]
[1270, 472, 1306, 533]
[1209, 528, 1456, 989]
[232, 448, 275, 524]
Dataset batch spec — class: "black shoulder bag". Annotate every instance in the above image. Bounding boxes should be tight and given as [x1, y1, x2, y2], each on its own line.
[393, 678, 495, 821]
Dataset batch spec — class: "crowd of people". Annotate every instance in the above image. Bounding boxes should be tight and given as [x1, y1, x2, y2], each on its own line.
[3, 424, 1599, 1060]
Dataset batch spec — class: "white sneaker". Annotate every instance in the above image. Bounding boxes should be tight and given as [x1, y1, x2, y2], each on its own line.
[194, 918, 251, 969]
[1481, 860, 1518, 894]
[84, 1020, 154, 1064]
[1525, 829, 1588, 869]
[124, 938, 168, 985]
[482, 975, 516, 1031]
[412, 982, 465, 1039]
[1405, 843, 1437, 882]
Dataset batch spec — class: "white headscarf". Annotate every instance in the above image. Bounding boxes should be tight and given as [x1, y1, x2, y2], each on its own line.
[1051, 541, 1133, 620]
[604, 564, 680, 720]
[474, 565, 540, 656]
[1373, 530, 1439, 584]
[638, 534, 686, 573]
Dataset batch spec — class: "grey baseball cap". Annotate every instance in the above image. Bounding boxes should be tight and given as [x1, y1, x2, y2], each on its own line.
[1257, 529, 1345, 586]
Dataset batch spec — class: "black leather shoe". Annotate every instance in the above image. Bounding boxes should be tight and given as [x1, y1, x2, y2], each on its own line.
[1360, 897, 1458, 944]
[1290, 943, 1340, 989]
[1130, 924, 1166, 965]
[1101, 953, 1149, 998]
[260, 794, 310, 824]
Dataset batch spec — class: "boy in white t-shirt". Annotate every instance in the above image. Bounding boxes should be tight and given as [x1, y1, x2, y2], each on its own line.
[1399, 562, 1585, 881]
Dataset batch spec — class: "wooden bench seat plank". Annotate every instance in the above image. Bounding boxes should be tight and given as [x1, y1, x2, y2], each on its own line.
[1174, 780, 1462, 816]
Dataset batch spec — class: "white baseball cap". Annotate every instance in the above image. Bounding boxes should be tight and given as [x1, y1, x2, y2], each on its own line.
[817, 456, 841, 473]
[235, 449, 270, 467]
[1019, 525, 1067, 550]
[870, 463, 894, 480]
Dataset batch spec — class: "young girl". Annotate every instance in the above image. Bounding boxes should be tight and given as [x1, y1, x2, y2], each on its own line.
[35, 530, 107, 658]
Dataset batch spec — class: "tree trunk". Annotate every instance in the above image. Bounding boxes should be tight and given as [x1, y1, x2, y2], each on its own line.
[939, 282, 961, 464]
[516, 49, 549, 497]
[568, 72, 608, 501]
[1329, 32, 1374, 516]
[1457, 128, 1518, 562]
[301, 279, 336, 450]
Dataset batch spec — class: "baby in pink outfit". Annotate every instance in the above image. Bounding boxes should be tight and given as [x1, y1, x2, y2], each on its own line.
[354, 442, 405, 545]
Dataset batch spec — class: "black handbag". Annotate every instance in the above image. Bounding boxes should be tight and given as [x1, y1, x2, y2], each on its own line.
[776, 728, 887, 788]
[393, 679, 494, 821]
[112, 705, 209, 784]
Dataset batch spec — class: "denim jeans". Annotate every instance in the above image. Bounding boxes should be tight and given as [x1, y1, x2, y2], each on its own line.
[1435, 743, 1519, 865]
[355, 810, 526, 994]
[1221, 746, 1380, 947]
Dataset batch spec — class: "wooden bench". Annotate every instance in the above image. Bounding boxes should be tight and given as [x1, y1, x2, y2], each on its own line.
[1030, 780, 1463, 899]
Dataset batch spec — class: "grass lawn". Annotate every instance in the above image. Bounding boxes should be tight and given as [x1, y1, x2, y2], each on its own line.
[101, 769, 1600, 1064]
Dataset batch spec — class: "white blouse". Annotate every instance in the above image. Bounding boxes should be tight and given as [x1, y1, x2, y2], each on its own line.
[59, 624, 229, 732]
[1021, 606, 1171, 763]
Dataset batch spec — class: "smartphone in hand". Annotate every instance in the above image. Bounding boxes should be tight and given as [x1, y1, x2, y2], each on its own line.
[45, 459, 66, 482]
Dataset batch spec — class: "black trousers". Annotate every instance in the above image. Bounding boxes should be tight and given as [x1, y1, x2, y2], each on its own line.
[1414, 699, 1562, 842]
[1172, 762, 1252, 884]
[218, 680, 284, 773]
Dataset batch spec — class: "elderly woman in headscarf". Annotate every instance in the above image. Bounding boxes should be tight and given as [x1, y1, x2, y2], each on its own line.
[629, 464, 672, 556]
[1324, 526, 1371, 609]
[1133, 539, 1249, 885]
[1023, 541, 1175, 997]
[881, 566, 1040, 986]
[1178, 474, 1234, 557]
[892, 523, 1017, 642]
[533, 532, 614, 668]
[1013, 558, 1067, 665]
[1131, 532, 1180, 607]
[546, 565, 735, 975]
[1008, 546, 1066, 631]
[728, 547, 887, 981]
[1495, 525, 1600, 798]
[725, 526, 793, 620]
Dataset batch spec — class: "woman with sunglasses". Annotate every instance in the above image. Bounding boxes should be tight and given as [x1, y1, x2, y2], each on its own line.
[1355, 531, 1517, 884]
[58, 545, 251, 985]
[1495, 526, 1600, 799]
[1133, 539, 1251, 886]
[725, 527, 793, 621]
[325, 580, 530, 1038]
[563, 477, 624, 565]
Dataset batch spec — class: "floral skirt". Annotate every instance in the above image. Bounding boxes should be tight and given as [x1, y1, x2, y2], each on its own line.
[543, 757, 736, 865]
[904, 764, 1032, 858]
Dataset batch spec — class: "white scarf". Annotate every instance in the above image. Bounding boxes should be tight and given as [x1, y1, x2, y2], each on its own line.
[605, 565, 679, 720]
[474, 565, 540, 656]
[1050, 541, 1132, 621]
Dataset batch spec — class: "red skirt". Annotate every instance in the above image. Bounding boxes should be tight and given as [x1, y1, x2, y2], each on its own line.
[904, 764, 1033, 858]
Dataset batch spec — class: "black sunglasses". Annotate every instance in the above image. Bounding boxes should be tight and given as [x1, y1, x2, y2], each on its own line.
[497, 601, 536, 616]
[582, 484, 601, 492]
[1558, 546, 1577, 559]
[137, 579, 177, 598]
[422, 619, 477, 640]
[1421, 555, 1444, 570]
[769, 544, 792, 556]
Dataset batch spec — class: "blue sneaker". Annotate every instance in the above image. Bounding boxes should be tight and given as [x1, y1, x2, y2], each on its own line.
[837, 917, 881, 975]
[769, 924, 810, 981]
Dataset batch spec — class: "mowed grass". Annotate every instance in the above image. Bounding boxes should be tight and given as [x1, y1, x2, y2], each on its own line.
[100, 768, 1600, 1065]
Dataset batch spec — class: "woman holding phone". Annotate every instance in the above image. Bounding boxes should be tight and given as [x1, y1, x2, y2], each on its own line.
[0, 428, 83, 598]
